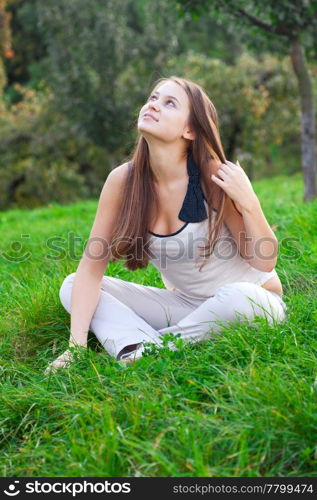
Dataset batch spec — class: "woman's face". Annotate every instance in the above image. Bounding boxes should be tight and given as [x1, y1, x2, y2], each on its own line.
[137, 81, 192, 143]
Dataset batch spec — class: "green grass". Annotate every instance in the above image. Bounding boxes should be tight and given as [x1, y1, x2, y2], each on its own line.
[1, 172, 317, 477]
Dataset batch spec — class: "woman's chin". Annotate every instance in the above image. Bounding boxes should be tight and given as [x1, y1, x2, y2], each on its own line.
[138, 122, 155, 132]
[138, 126, 157, 138]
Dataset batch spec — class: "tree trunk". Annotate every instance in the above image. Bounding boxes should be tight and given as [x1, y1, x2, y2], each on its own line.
[290, 39, 316, 201]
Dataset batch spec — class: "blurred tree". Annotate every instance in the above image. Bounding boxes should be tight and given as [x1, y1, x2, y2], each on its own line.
[176, 9, 243, 63]
[176, 0, 317, 201]
[165, 51, 302, 180]
[0, 0, 185, 208]
[0, 0, 12, 94]
[0, 83, 110, 209]
[1, 0, 315, 209]
[0, 0, 12, 57]
[3, 0, 47, 94]
[35, 0, 185, 150]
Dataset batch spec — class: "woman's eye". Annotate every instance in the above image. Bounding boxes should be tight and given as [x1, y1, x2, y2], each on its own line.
[148, 95, 175, 106]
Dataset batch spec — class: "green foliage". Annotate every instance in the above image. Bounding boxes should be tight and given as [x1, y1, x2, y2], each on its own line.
[175, 9, 244, 63]
[176, 0, 317, 55]
[142, 332, 186, 358]
[166, 50, 307, 178]
[1, 0, 317, 209]
[0, 83, 112, 209]
[35, 0, 184, 148]
[0, 57, 7, 94]
[3, 0, 47, 93]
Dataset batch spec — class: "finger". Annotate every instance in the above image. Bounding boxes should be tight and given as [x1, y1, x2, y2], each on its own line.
[54, 360, 67, 367]
[225, 160, 239, 169]
[44, 366, 56, 375]
[233, 159, 244, 171]
[216, 168, 230, 180]
[45, 362, 67, 375]
[211, 174, 225, 186]
[219, 163, 233, 173]
[45, 359, 66, 372]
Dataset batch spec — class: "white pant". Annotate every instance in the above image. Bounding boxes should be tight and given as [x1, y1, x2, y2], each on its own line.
[59, 273, 287, 360]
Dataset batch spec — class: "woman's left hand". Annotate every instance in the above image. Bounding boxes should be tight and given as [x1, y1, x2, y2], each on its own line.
[211, 160, 258, 212]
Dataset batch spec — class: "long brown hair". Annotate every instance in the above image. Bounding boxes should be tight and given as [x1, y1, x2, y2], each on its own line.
[109, 75, 232, 272]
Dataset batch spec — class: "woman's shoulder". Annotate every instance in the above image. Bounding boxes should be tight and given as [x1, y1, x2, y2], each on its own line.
[109, 161, 131, 180]
[102, 161, 131, 203]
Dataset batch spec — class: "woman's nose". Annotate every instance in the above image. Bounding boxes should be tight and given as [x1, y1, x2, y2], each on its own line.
[149, 100, 160, 111]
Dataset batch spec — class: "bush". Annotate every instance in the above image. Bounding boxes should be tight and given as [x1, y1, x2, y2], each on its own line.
[0, 83, 113, 209]
[165, 50, 309, 179]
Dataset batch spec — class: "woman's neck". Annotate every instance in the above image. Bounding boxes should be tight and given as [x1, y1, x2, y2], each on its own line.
[147, 143, 188, 185]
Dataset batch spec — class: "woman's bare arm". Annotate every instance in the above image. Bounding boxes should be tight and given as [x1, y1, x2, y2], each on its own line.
[45, 162, 129, 372]
[69, 162, 129, 347]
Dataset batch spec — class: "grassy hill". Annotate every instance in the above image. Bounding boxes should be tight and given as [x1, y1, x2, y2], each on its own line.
[1, 172, 316, 477]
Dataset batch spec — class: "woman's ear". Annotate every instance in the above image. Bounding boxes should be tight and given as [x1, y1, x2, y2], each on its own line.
[182, 128, 196, 141]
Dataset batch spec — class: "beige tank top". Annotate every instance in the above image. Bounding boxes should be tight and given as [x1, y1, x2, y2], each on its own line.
[148, 199, 278, 300]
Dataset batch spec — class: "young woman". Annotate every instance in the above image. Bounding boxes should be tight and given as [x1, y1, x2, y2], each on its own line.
[45, 76, 287, 374]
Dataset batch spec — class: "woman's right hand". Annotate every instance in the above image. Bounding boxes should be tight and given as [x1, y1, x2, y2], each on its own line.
[44, 348, 77, 375]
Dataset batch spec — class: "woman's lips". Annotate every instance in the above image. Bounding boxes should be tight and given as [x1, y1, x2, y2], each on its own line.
[143, 113, 158, 121]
